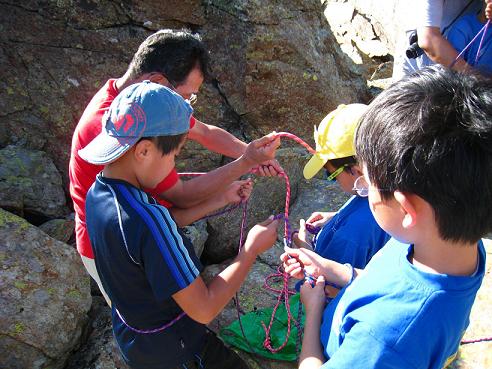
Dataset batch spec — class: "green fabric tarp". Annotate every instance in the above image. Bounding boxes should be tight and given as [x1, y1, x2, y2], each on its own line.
[219, 293, 304, 361]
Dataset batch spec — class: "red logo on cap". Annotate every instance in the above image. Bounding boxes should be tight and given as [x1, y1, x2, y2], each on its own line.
[112, 103, 146, 138]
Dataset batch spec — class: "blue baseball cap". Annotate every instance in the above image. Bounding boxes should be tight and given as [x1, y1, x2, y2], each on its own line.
[79, 81, 192, 165]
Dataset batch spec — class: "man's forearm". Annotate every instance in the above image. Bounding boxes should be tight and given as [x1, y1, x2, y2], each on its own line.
[418, 28, 469, 71]
[162, 156, 253, 208]
[189, 120, 247, 158]
[170, 194, 229, 227]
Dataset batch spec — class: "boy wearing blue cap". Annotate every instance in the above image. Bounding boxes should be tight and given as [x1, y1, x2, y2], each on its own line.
[80, 81, 280, 369]
[285, 67, 489, 369]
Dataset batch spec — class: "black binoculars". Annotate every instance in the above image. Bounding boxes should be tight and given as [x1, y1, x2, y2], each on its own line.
[406, 30, 425, 59]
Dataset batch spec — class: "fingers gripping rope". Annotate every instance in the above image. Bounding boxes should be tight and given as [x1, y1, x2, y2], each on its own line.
[177, 133, 320, 357]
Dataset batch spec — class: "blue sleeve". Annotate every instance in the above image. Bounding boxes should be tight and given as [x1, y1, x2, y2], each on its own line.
[447, 18, 472, 53]
[321, 324, 417, 369]
[140, 205, 202, 301]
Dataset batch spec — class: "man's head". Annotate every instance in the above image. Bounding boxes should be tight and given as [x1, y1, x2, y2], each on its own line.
[79, 81, 192, 187]
[303, 104, 367, 193]
[355, 66, 492, 243]
[126, 29, 210, 101]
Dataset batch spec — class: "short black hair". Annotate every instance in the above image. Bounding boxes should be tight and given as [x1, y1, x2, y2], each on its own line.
[139, 133, 187, 156]
[127, 29, 210, 85]
[355, 66, 492, 243]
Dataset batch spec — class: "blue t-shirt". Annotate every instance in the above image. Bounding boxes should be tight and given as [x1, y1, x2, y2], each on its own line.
[319, 238, 486, 369]
[447, 14, 492, 74]
[86, 174, 206, 369]
[314, 196, 390, 269]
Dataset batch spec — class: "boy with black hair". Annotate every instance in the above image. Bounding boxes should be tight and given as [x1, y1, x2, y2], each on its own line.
[282, 66, 490, 369]
[81, 81, 280, 369]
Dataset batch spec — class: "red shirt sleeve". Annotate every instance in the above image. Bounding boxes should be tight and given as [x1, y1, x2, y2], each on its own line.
[145, 169, 179, 208]
[189, 115, 196, 129]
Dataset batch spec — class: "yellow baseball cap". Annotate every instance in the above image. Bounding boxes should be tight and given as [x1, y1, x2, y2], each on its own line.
[303, 103, 367, 179]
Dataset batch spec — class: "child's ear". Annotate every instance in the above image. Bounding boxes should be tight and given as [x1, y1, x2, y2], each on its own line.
[133, 139, 151, 162]
[393, 191, 417, 229]
[351, 164, 363, 177]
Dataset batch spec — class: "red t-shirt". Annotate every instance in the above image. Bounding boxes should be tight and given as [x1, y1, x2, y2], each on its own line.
[69, 79, 195, 258]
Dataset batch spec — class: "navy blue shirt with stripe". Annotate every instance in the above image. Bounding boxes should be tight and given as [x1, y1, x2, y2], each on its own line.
[86, 174, 207, 369]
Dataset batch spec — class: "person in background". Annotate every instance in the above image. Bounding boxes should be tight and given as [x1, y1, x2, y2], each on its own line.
[447, 0, 492, 75]
[392, 0, 490, 80]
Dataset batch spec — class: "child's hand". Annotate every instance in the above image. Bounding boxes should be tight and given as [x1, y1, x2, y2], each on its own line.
[223, 179, 253, 204]
[306, 211, 335, 228]
[292, 219, 312, 249]
[300, 275, 326, 315]
[244, 216, 279, 255]
[242, 132, 281, 167]
[280, 246, 325, 280]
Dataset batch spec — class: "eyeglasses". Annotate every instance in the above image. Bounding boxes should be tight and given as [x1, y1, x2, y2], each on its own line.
[352, 175, 393, 197]
[187, 93, 197, 105]
[325, 164, 349, 181]
[160, 73, 197, 105]
[352, 175, 369, 196]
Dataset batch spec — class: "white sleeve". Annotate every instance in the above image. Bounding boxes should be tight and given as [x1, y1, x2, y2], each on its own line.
[416, 0, 444, 29]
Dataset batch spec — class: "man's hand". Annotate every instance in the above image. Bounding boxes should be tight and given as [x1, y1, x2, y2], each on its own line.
[242, 132, 281, 169]
[254, 159, 284, 177]
[306, 211, 336, 228]
[223, 179, 253, 204]
[244, 216, 279, 255]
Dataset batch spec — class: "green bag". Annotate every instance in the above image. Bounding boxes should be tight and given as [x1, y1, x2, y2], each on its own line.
[220, 293, 304, 361]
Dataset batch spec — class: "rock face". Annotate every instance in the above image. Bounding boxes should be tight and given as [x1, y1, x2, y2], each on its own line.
[322, 0, 406, 80]
[0, 209, 91, 369]
[0, 0, 369, 189]
[0, 146, 68, 221]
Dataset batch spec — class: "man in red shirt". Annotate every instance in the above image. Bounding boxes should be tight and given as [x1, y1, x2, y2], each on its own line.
[69, 29, 281, 305]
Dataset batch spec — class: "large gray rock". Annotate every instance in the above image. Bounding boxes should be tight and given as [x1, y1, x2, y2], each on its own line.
[0, 146, 68, 219]
[0, 208, 91, 369]
[322, 0, 406, 79]
[0, 0, 368, 189]
[182, 219, 208, 258]
[39, 217, 75, 244]
[203, 148, 308, 263]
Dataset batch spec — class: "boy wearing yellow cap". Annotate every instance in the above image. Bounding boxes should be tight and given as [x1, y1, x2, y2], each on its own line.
[294, 104, 390, 269]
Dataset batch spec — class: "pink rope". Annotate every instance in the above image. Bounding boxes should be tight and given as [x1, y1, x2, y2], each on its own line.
[176, 132, 316, 355]
[275, 132, 316, 154]
[461, 336, 492, 344]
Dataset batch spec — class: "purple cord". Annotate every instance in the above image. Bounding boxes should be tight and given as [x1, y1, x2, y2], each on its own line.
[474, 20, 490, 66]
[116, 308, 186, 334]
[450, 20, 490, 68]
